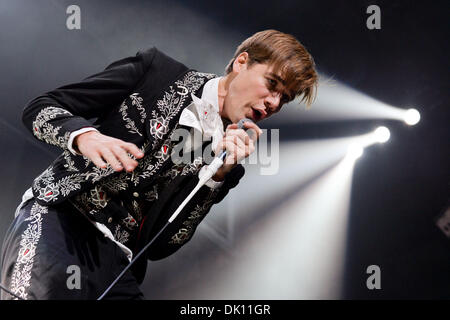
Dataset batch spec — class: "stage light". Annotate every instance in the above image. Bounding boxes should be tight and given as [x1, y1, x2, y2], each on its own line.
[268, 79, 422, 128]
[404, 108, 420, 126]
[346, 144, 363, 160]
[374, 126, 390, 143]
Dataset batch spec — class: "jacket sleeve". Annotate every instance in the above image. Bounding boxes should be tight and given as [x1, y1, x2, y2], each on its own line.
[22, 47, 157, 150]
[144, 164, 245, 261]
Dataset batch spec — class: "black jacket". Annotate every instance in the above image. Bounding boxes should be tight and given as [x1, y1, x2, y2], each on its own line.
[22, 47, 244, 281]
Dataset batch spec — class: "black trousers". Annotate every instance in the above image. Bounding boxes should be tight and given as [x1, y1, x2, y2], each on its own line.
[0, 198, 144, 300]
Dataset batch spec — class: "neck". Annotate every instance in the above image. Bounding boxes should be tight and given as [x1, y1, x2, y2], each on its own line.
[218, 75, 231, 122]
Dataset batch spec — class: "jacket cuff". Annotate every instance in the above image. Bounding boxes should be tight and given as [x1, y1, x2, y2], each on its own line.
[67, 127, 99, 155]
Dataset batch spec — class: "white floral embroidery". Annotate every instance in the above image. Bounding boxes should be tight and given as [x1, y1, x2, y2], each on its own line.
[119, 101, 143, 136]
[144, 185, 159, 202]
[85, 165, 116, 183]
[149, 116, 169, 140]
[34, 166, 55, 187]
[63, 150, 78, 172]
[130, 93, 146, 123]
[9, 202, 48, 300]
[163, 166, 182, 180]
[32, 106, 72, 149]
[114, 225, 130, 244]
[34, 165, 116, 203]
[37, 183, 60, 202]
[99, 176, 129, 194]
[58, 174, 87, 197]
[169, 190, 217, 245]
[33, 72, 215, 204]
[181, 156, 203, 176]
[131, 138, 173, 185]
[83, 156, 91, 168]
[121, 214, 138, 230]
[163, 156, 202, 180]
[169, 228, 190, 245]
[89, 186, 109, 208]
[149, 71, 216, 149]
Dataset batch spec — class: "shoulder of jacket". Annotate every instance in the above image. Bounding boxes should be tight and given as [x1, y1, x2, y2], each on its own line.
[148, 47, 188, 71]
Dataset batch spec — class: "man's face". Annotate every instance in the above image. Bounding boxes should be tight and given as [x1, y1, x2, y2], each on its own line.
[223, 54, 292, 124]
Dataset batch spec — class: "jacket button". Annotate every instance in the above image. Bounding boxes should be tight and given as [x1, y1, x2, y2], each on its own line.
[108, 217, 113, 223]
[133, 192, 139, 198]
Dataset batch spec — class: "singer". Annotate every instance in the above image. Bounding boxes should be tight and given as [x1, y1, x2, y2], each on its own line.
[0, 29, 317, 300]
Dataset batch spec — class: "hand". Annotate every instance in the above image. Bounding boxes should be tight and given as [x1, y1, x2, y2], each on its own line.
[212, 121, 262, 181]
[74, 131, 144, 172]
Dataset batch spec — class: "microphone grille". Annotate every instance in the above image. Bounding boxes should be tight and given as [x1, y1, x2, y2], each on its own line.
[237, 118, 254, 129]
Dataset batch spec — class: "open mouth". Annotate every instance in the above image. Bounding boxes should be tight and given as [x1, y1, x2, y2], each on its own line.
[252, 108, 263, 122]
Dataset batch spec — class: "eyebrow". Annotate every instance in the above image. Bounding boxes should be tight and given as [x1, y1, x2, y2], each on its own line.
[267, 72, 293, 101]
[267, 72, 286, 86]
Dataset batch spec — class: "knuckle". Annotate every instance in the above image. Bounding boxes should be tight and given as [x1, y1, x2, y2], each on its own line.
[112, 145, 123, 152]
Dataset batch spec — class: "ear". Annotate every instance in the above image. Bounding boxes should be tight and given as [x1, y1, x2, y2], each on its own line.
[232, 52, 249, 73]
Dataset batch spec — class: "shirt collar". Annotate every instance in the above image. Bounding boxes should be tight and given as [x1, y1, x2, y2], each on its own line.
[179, 76, 224, 151]
[200, 76, 220, 112]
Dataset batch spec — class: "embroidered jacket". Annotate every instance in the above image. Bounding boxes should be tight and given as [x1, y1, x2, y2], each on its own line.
[22, 47, 244, 282]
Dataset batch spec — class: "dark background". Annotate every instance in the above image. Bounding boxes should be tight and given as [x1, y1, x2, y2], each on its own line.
[0, 0, 448, 299]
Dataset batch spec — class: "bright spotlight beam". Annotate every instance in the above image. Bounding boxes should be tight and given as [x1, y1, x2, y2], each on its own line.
[374, 126, 391, 143]
[404, 108, 421, 126]
[264, 78, 421, 127]
[178, 158, 356, 299]
[351, 126, 392, 150]
[346, 144, 364, 160]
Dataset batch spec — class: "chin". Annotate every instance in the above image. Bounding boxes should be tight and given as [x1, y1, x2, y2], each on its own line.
[232, 115, 243, 124]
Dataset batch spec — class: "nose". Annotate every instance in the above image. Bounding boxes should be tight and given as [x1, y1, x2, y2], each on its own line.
[264, 92, 281, 112]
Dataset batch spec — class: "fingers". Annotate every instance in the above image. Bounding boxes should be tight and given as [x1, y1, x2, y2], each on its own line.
[101, 142, 143, 172]
[226, 128, 250, 145]
[100, 148, 124, 172]
[76, 131, 144, 172]
[226, 122, 263, 143]
[226, 123, 238, 130]
[221, 135, 255, 165]
[243, 121, 263, 142]
[89, 152, 108, 169]
[111, 145, 138, 172]
[219, 121, 260, 165]
[242, 121, 263, 135]
[121, 142, 145, 159]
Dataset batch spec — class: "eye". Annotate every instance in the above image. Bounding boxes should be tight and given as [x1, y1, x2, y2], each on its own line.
[267, 78, 277, 88]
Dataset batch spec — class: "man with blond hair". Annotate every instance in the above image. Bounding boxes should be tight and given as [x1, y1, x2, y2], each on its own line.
[1, 29, 317, 299]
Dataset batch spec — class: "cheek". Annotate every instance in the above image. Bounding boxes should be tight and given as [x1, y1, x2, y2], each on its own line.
[255, 85, 268, 97]
[231, 75, 249, 94]
[228, 78, 248, 104]
[248, 76, 269, 98]
[237, 78, 266, 100]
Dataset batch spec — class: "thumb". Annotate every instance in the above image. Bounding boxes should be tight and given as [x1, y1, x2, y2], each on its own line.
[214, 138, 225, 156]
